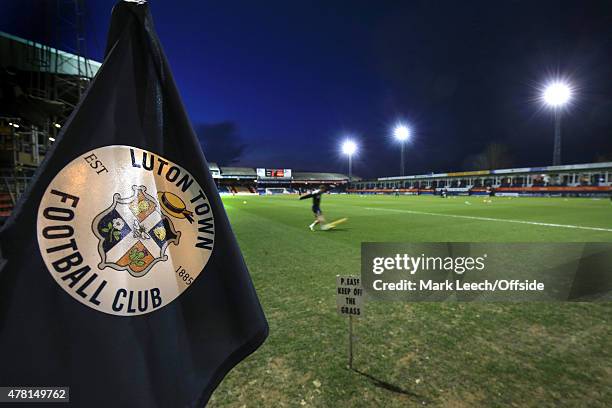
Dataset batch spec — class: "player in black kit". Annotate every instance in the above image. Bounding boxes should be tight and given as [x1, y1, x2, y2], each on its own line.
[299, 185, 328, 231]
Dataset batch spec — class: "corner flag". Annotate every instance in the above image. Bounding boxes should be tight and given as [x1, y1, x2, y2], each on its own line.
[0, 1, 268, 406]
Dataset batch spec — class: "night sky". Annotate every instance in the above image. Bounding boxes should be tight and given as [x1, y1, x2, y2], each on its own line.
[3, 1, 612, 178]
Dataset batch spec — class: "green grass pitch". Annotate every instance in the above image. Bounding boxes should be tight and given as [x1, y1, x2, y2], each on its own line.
[209, 195, 612, 407]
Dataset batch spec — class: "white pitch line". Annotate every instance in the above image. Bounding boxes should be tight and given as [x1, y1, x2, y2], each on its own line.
[362, 207, 612, 233]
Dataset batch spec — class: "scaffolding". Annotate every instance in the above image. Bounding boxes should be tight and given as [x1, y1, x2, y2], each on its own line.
[0, 0, 100, 215]
[54, 0, 94, 127]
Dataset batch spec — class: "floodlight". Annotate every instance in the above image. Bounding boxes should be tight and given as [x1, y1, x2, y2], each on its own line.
[393, 123, 411, 176]
[539, 79, 574, 165]
[393, 124, 410, 142]
[341, 139, 358, 181]
[542, 81, 572, 107]
[342, 140, 357, 156]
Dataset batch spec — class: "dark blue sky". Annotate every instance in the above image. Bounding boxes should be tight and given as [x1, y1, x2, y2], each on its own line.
[3, 1, 612, 177]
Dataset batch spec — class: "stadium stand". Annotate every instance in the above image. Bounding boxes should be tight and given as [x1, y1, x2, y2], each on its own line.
[233, 186, 255, 194]
[216, 167, 258, 195]
[292, 172, 350, 182]
[0, 32, 100, 224]
[211, 165, 351, 196]
[349, 162, 612, 197]
[209, 162, 221, 179]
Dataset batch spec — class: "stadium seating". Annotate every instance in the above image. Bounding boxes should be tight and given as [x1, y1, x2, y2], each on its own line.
[234, 186, 256, 195]
[349, 162, 612, 197]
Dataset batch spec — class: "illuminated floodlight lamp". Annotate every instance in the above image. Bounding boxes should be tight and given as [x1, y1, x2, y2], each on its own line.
[341, 139, 357, 156]
[341, 139, 357, 181]
[393, 124, 410, 142]
[542, 81, 572, 108]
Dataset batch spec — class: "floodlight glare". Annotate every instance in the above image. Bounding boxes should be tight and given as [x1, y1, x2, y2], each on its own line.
[393, 123, 411, 176]
[542, 82, 572, 107]
[393, 124, 410, 142]
[539, 78, 574, 166]
[342, 140, 357, 156]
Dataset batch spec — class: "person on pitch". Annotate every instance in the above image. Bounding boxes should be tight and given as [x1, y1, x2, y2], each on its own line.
[300, 184, 330, 231]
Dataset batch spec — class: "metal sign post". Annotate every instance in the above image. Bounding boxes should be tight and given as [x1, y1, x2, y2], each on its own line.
[336, 275, 363, 369]
[348, 315, 354, 369]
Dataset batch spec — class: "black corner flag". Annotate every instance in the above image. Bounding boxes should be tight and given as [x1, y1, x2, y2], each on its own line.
[0, 1, 268, 406]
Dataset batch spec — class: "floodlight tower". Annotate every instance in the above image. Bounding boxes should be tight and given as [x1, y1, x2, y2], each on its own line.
[393, 124, 411, 176]
[542, 81, 572, 166]
[342, 140, 357, 181]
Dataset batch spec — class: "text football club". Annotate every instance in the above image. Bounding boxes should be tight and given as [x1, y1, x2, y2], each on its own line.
[36, 145, 215, 316]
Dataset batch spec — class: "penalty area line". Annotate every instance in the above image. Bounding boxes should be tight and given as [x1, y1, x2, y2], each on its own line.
[362, 207, 612, 233]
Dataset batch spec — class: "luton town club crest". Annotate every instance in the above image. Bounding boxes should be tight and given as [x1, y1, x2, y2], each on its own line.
[92, 185, 181, 278]
[36, 145, 215, 316]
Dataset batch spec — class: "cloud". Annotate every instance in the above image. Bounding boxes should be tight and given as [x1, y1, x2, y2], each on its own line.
[194, 122, 247, 165]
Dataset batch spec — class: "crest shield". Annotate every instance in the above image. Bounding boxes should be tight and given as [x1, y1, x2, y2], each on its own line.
[92, 185, 180, 277]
